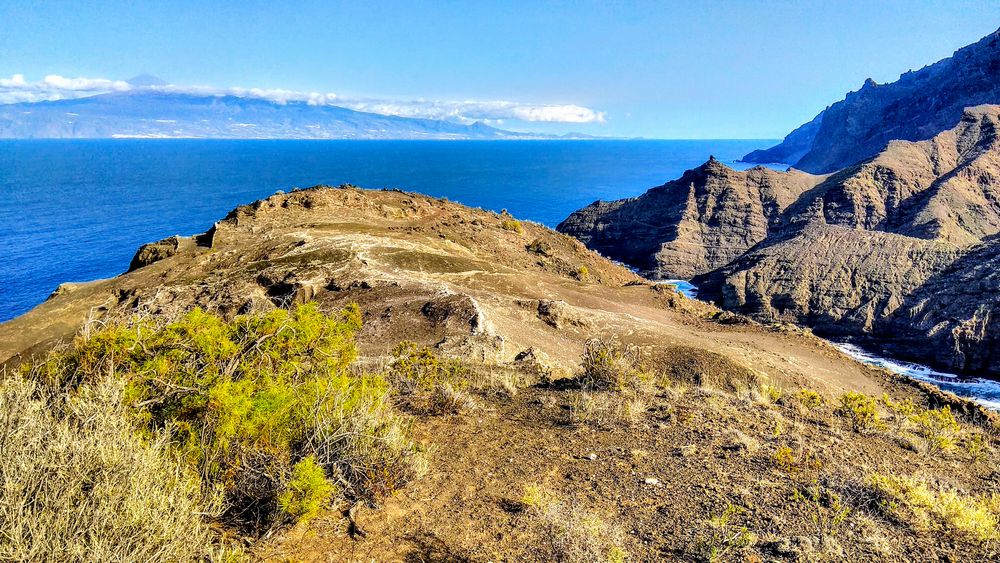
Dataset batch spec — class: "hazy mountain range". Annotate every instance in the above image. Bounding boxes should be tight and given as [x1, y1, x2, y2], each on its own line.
[0, 88, 589, 140]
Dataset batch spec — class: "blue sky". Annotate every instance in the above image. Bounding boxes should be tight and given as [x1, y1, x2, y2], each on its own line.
[1, 0, 998, 138]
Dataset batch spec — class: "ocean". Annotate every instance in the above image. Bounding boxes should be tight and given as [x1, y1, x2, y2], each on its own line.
[0, 139, 772, 322]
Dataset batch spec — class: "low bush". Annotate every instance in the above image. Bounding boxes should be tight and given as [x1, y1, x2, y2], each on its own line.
[867, 473, 1000, 544]
[578, 337, 649, 392]
[0, 374, 223, 561]
[773, 446, 823, 474]
[879, 393, 916, 432]
[499, 211, 524, 234]
[388, 340, 468, 395]
[19, 303, 420, 533]
[835, 392, 883, 433]
[910, 406, 960, 455]
[797, 389, 825, 409]
[791, 482, 850, 537]
[691, 504, 757, 562]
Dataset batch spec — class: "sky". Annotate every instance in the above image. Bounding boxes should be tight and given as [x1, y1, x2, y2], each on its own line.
[1, 0, 999, 138]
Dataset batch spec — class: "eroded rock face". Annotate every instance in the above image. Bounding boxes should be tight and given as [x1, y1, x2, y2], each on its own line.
[564, 107, 1000, 376]
[878, 236, 1000, 376]
[744, 28, 1000, 173]
[556, 158, 823, 279]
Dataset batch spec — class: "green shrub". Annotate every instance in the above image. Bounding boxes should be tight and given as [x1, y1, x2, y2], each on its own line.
[791, 482, 850, 537]
[388, 340, 468, 394]
[692, 504, 756, 562]
[278, 456, 335, 523]
[773, 446, 823, 474]
[910, 406, 960, 455]
[0, 374, 223, 561]
[879, 393, 916, 431]
[20, 303, 419, 533]
[574, 266, 590, 280]
[797, 389, 824, 409]
[835, 392, 883, 433]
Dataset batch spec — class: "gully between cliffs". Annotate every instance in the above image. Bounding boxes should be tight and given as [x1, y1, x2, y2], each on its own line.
[670, 280, 1000, 410]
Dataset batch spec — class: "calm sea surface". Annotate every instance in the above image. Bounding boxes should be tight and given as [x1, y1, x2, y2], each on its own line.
[0, 139, 772, 321]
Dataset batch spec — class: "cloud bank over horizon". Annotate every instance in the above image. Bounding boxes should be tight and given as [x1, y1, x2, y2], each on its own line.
[0, 74, 606, 125]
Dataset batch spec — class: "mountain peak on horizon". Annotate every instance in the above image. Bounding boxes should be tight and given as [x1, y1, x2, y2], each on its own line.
[126, 74, 168, 87]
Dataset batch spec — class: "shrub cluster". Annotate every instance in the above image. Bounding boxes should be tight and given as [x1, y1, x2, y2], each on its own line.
[835, 392, 883, 433]
[578, 338, 649, 392]
[18, 303, 420, 535]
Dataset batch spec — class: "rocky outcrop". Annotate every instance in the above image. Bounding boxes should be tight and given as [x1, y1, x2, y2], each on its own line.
[556, 157, 823, 278]
[693, 224, 961, 335]
[879, 236, 1000, 375]
[744, 28, 1000, 173]
[696, 106, 1000, 375]
[562, 106, 1000, 377]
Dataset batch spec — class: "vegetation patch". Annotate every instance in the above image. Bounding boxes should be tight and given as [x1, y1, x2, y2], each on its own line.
[520, 485, 627, 563]
[0, 374, 224, 561]
[691, 504, 757, 562]
[867, 473, 1000, 545]
[835, 392, 884, 434]
[18, 303, 420, 534]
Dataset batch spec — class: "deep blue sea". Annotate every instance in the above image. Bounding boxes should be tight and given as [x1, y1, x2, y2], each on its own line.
[0, 139, 773, 322]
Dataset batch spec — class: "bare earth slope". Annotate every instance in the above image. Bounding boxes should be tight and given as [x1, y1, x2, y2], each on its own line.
[744, 27, 1000, 173]
[1, 185, 884, 395]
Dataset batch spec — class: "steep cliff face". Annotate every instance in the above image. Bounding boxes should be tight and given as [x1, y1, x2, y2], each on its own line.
[744, 28, 1000, 173]
[561, 106, 1000, 376]
[556, 158, 823, 279]
[879, 236, 1000, 375]
[694, 106, 1000, 375]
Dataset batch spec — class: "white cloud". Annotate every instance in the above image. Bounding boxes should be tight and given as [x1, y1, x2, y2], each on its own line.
[0, 74, 606, 124]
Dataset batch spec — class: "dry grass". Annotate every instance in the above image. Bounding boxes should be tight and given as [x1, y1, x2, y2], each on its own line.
[867, 473, 1000, 544]
[521, 485, 626, 563]
[0, 374, 225, 562]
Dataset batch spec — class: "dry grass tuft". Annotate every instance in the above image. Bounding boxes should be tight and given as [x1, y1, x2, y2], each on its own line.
[520, 485, 627, 563]
[867, 473, 1000, 544]
[0, 374, 225, 561]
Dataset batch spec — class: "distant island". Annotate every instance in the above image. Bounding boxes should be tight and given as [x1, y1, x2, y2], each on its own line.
[0, 89, 599, 140]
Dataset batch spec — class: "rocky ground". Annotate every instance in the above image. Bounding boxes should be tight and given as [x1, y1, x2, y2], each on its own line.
[3, 185, 998, 561]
